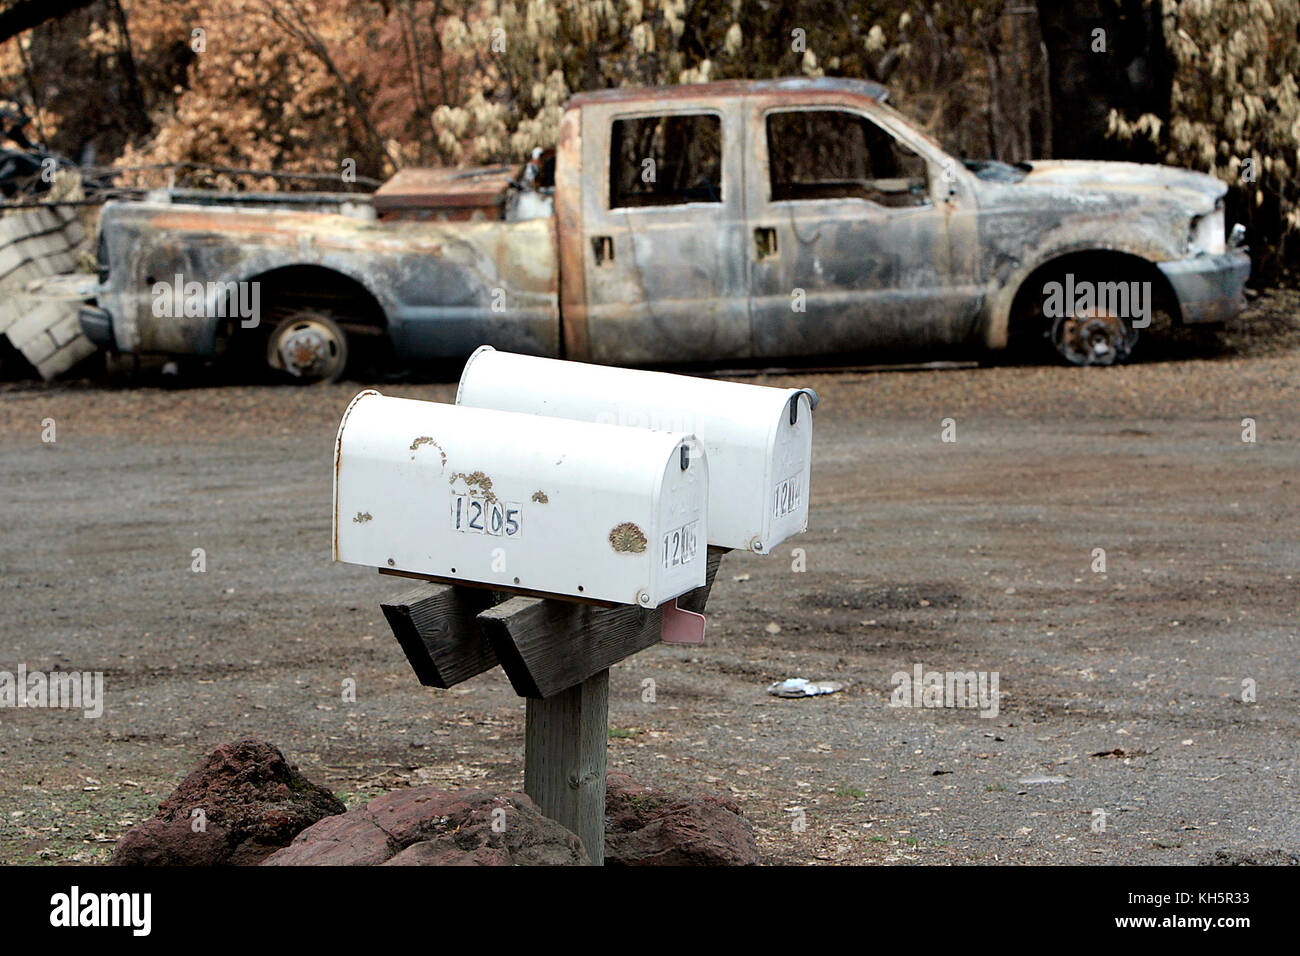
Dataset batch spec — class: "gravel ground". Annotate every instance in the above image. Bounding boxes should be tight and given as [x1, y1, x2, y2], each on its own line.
[0, 290, 1297, 865]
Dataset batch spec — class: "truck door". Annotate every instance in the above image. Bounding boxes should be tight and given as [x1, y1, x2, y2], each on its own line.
[745, 103, 980, 359]
[574, 102, 750, 365]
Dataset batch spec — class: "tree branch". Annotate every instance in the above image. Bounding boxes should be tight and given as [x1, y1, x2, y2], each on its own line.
[0, 0, 96, 45]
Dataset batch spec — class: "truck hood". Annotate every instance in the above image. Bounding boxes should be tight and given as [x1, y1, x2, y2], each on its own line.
[1018, 160, 1226, 213]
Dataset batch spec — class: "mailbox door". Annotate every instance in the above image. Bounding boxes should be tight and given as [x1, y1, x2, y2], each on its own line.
[760, 389, 815, 553]
[576, 98, 751, 366]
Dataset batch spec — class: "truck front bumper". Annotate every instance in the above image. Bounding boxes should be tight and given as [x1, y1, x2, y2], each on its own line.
[78, 306, 117, 349]
[1158, 249, 1251, 325]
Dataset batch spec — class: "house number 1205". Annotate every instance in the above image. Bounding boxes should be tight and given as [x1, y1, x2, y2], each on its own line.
[451, 495, 522, 537]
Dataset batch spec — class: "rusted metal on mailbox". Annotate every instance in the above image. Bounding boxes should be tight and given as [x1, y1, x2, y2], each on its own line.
[333, 390, 708, 607]
[456, 346, 815, 554]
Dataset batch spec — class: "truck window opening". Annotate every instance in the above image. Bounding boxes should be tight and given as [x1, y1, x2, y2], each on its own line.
[609, 113, 722, 209]
[766, 109, 929, 207]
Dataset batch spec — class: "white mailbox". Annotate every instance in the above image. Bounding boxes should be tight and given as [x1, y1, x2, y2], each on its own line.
[456, 347, 816, 554]
[333, 390, 708, 607]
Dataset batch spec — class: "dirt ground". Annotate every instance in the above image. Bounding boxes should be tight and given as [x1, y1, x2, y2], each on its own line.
[1, 291, 1297, 865]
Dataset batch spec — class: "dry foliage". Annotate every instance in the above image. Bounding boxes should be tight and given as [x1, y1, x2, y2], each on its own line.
[1111, 0, 1300, 275]
[1, 0, 1294, 273]
[0, 1, 1033, 177]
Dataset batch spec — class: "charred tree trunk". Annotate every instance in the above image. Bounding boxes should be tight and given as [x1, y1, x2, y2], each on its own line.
[1036, 0, 1171, 161]
[107, 0, 150, 136]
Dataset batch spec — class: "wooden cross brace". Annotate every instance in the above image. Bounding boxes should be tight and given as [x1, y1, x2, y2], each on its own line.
[378, 547, 725, 864]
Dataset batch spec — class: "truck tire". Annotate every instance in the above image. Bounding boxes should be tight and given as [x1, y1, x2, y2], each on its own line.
[265, 309, 348, 383]
[1049, 307, 1138, 366]
[1010, 267, 1141, 367]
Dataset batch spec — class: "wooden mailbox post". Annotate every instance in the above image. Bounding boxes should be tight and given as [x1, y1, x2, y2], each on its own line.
[379, 548, 723, 865]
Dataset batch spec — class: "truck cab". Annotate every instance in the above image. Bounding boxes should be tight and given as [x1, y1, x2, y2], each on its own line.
[556, 77, 986, 366]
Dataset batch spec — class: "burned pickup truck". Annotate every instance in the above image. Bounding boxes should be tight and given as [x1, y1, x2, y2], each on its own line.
[80, 77, 1250, 382]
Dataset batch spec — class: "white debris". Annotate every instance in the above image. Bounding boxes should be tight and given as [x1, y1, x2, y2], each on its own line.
[767, 677, 845, 698]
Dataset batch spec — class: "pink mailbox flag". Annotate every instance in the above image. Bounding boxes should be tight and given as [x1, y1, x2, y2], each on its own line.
[660, 600, 706, 645]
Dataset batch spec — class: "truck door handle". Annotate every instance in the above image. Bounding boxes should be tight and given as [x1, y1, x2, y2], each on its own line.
[592, 235, 614, 265]
[754, 226, 777, 258]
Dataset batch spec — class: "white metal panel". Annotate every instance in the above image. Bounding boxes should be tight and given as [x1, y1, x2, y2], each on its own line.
[333, 390, 707, 606]
[456, 347, 814, 552]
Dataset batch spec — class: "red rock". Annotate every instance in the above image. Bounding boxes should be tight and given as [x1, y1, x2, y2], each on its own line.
[264, 786, 589, 866]
[604, 772, 759, 866]
[110, 738, 346, 866]
[259, 813, 392, 866]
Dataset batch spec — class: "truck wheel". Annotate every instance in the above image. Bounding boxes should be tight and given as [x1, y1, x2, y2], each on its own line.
[1050, 308, 1138, 366]
[266, 310, 348, 383]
